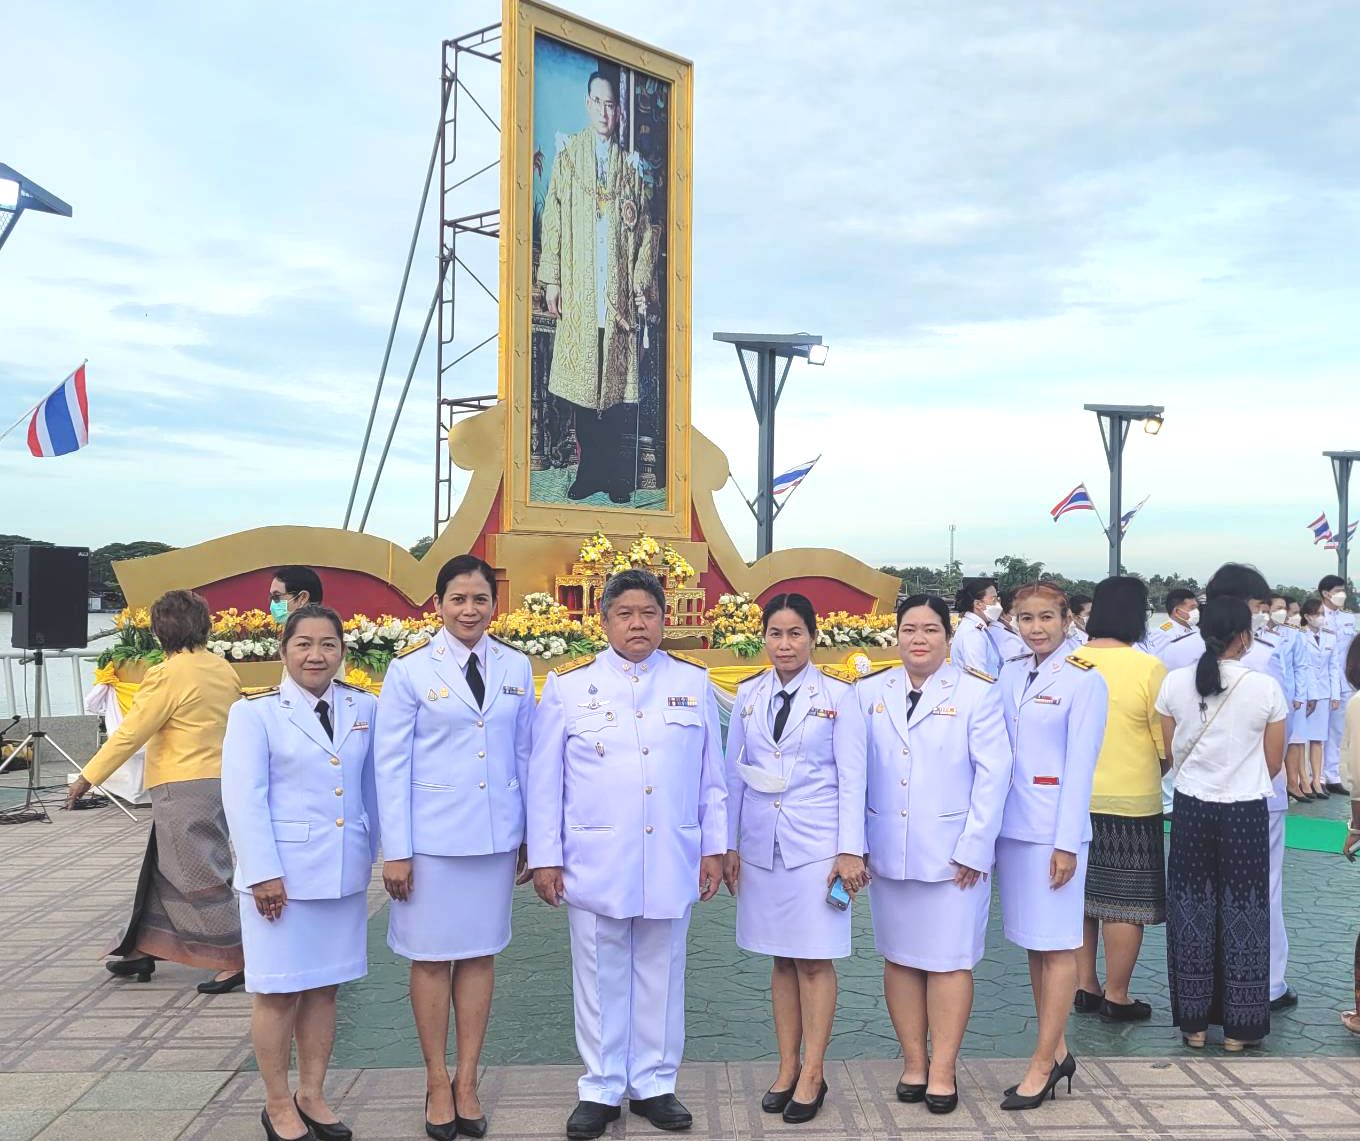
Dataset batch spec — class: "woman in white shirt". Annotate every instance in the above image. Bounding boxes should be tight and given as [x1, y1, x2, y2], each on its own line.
[1156, 597, 1286, 1052]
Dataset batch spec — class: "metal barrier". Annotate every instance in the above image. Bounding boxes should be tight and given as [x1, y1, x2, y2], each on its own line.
[0, 648, 104, 718]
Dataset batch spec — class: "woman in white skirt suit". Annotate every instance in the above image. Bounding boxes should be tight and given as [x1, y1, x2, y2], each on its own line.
[722, 594, 867, 1124]
[1287, 598, 1336, 800]
[860, 594, 1012, 1115]
[997, 583, 1107, 1110]
[375, 555, 533, 1139]
[222, 604, 379, 1141]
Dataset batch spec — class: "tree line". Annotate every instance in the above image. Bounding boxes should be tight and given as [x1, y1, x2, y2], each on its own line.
[0, 536, 175, 609]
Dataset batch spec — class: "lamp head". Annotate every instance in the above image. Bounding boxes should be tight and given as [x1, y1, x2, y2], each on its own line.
[0, 179, 19, 212]
[806, 343, 829, 366]
[1143, 415, 1164, 436]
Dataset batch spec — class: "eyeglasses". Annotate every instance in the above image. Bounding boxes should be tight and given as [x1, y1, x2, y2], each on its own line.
[589, 96, 619, 113]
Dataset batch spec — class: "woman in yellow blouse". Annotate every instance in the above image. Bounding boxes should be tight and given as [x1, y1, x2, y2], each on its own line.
[1071, 577, 1168, 1023]
[66, 590, 245, 992]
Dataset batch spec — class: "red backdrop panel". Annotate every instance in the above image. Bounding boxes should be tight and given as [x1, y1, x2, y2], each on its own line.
[196, 568, 430, 619]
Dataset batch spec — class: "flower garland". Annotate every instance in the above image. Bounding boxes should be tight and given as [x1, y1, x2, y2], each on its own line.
[815, 610, 897, 649]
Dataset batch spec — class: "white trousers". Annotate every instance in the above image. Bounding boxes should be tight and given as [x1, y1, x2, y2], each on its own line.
[567, 906, 690, 1106]
[1268, 809, 1288, 1000]
[1325, 699, 1349, 784]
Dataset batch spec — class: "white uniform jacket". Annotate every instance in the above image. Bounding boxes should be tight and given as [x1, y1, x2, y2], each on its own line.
[1292, 627, 1337, 703]
[222, 677, 379, 899]
[951, 612, 1006, 677]
[527, 648, 727, 920]
[1243, 624, 1297, 812]
[859, 663, 1012, 882]
[374, 632, 533, 861]
[1324, 607, 1357, 697]
[999, 653, 1108, 854]
[1154, 622, 1202, 671]
[724, 665, 867, 870]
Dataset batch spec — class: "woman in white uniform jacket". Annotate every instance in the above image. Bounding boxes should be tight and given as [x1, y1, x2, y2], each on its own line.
[222, 604, 379, 1141]
[860, 594, 1012, 1115]
[951, 577, 1006, 677]
[1287, 598, 1335, 801]
[375, 555, 533, 1139]
[722, 594, 867, 1124]
[997, 583, 1107, 1110]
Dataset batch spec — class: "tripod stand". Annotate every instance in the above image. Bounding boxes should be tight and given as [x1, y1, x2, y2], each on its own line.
[0, 648, 137, 822]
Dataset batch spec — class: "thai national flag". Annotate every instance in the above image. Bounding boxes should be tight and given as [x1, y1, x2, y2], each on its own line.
[772, 458, 818, 497]
[1308, 513, 1332, 544]
[26, 365, 90, 457]
[1324, 521, 1357, 550]
[1050, 483, 1094, 521]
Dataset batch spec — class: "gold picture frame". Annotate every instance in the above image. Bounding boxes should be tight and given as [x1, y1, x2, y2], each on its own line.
[499, 0, 693, 539]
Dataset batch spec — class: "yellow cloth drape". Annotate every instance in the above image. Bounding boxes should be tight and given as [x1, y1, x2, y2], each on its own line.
[93, 662, 146, 716]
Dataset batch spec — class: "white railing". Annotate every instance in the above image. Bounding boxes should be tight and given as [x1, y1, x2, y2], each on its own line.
[0, 649, 105, 719]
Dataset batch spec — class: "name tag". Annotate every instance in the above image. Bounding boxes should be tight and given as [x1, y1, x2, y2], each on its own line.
[1034, 694, 1062, 706]
[502, 685, 526, 696]
[668, 696, 698, 707]
[931, 706, 957, 717]
[353, 721, 369, 731]
[1033, 775, 1060, 786]
[810, 707, 837, 720]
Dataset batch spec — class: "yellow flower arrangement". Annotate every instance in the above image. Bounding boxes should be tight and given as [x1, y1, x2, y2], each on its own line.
[704, 592, 765, 657]
[578, 530, 614, 565]
[489, 594, 607, 660]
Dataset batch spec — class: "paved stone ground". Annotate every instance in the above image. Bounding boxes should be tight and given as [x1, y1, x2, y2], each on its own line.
[1, 781, 1359, 1139]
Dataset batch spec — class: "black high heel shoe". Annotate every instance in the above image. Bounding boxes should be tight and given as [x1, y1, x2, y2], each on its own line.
[782, 1080, 827, 1124]
[197, 970, 245, 994]
[1000, 1058, 1071, 1111]
[106, 955, 156, 982]
[924, 1080, 958, 1115]
[761, 1079, 798, 1114]
[424, 1090, 457, 1141]
[895, 1080, 926, 1103]
[294, 1095, 352, 1141]
[261, 1108, 314, 1141]
[452, 1078, 489, 1136]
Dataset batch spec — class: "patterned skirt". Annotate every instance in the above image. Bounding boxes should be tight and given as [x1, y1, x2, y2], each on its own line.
[1166, 791, 1270, 1041]
[111, 778, 244, 971]
[1084, 811, 1166, 924]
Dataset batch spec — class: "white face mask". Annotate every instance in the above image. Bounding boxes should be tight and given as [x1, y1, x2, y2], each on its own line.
[982, 602, 1003, 623]
[1286, 614, 1302, 628]
[1186, 609, 1200, 628]
[1307, 613, 1325, 629]
[1330, 590, 1347, 609]
[1251, 611, 1268, 633]
[1270, 608, 1288, 625]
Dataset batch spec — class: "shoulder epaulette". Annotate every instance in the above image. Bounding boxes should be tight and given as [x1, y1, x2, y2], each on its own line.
[334, 678, 367, 692]
[552, 653, 596, 676]
[666, 650, 707, 669]
[1170, 631, 1198, 644]
[1160, 620, 1174, 632]
[1065, 654, 1096, 671]
[859, 662, 896, 680]
[962, 665, 996, 684]
[818, 664, 856, 685]
[395, 635, 431, 659]
[242, 686, 278, 700]
[488, 632, 521, 652]
[736, 665, 771, 688]
[1005, 652, 1030, 663]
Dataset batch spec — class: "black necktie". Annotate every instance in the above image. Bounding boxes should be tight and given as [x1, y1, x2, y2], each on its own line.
[315, 699, 333, 741]
[466, 654, 486, 708]
[1024, 669, 1039, 694]
[772, 691, 792, 742]
[907, 689, 923, 718]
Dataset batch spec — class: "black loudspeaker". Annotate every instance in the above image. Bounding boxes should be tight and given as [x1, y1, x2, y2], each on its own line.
[11, 545, 90, 650]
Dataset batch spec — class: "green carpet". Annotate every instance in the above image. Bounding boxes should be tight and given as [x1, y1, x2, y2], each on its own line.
[1163, 800, 1350, 853]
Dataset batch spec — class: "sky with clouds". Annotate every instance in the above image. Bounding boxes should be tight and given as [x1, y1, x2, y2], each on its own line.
[4, 0, 1359, 588]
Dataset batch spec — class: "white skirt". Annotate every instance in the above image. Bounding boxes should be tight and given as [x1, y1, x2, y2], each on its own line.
[239, 890, 367, 994]
[869, 874, 989, 972]
[996, 837, 1089, 951]
[387, 851, 516, 961]
[1289, 699, 1328, 745]
[736, 847, 850, 960]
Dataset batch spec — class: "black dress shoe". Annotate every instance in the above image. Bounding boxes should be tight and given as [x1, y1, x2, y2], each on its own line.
[566, 1101, 620, 1139]
[1315, 788, 1332, 800]
[1100, 997, 1152, 1022]
[924, 1089, 958, 1115]
[761, 1083, 796, 1113]
[782, 1081, 827, 1124]
[457, 1112, 488, 1137]
[629, 1093, 692, 1131]
[1270, 987, 1299, 1011]
[261, 1108, 313, 1141]
[105, 955, 155, 982]
[425, 1092, 457, 1141]
[197, 970, 246, 994]
[294, 1096, 351, 1141]
[1326, 782, 1351, 796]
[895, 1080, 926, 1103]
[1073, 988, 1103, 1013]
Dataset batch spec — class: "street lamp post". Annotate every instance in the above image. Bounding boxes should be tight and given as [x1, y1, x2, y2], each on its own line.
[1084, 403, 1165, 577]
[1324, 451, 1360, 585]
[0, 164, 73, 254]
[714, 331, 828, 560]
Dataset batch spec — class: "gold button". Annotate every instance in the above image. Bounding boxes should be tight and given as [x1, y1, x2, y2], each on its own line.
[476, 720, 484, 728]
[900, 778, 908, 786]
[336, 818, 345, 827]
[636, 711, 643, 719]
[774, 750, 781, 760]
[335, 787, 343, 796]
[774, 800, 782, 809]
[901, 747, 908, 756]
[606, 712, 615, 721]
[479, 781, 487, 789]
[330, 757, 340, 766]
[645, 825, 654, 834]
[477, 750, 486, 758]
[642, 747, 650, 755]
[900, 809, 908, 817]
[645, 786, 653, 794]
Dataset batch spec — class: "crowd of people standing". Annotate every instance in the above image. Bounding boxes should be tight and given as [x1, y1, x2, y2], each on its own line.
[61, 557, 1360, 1141]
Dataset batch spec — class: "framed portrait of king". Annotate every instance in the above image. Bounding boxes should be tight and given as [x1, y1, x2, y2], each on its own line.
[499, 0, 693, 539]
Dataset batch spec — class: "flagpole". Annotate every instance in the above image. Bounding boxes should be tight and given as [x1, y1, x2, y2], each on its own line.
[773, 454, 821, 519]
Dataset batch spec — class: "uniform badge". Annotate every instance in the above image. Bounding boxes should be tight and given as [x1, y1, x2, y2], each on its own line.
[439, 686, 449, 699]
[1033, 775, 1060, 786]
[811, 708, 837, 719]
[502, 685, 526, 696]
[741, 705, 754, 718]
[1034, 694, 1062, 706]
[427, 688, 439, 701]
[668, 696, 698, 707]
[588, 684, 598, 694]
[931, 706, 957, 717]
[595, 742, 605, 756]
[875, 702, 885, 713]
[353, 721, 369, 731]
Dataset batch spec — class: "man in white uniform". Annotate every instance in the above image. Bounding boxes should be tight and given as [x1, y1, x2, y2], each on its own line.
[1319, 574, 1356, 795]
[528, 569, 727, 1139]
[1149, 587, 1201, 668]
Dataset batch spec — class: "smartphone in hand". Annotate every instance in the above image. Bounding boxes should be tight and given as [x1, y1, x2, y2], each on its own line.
[826, 876, 851, 911]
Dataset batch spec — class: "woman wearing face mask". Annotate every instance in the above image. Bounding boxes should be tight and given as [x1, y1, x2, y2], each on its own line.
[375, 555, 534, 1139]
[268, 566, 324, 624]
[860, 595, 1012, 1115]
[1157, 597, 1286, 1051]
[1286, 600, 1302, 628]
[951, 578, 1005, 678]
[996, 584, 1108, 1109]
[1286, 597, 1335, 801]
[222, 604, 379, 1141]
[1066, 595, 1092, 647]
[722, 594, 868, 1125]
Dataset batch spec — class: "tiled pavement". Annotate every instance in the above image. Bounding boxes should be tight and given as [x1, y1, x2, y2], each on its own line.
[2, 790, 1360, 1138]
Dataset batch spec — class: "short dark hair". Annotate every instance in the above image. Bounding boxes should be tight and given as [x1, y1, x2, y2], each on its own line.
[600, 568, 665, 614]
[274, 565, 324, 606]
[1269, 594, 1288, 607]
[1070, 593, 1092, 615]
[1196, 596, 1251, 698]
[281, 603, 344, 647]
[436, 554, 497, 602]
[896, 593, 953, 636]
[1085, 576, 1148, 646]
[954, 577, 996, 615]
[1205, 562, 1270, 603]
[1165, 587, 1197, 613]
[1301, 595, 1324, 622]
[1320, 574, 1346, 594]
[761, 592, 817, 637]
[587, 67, 619, 98]
[150, 589, 212, 654]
